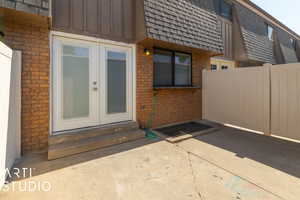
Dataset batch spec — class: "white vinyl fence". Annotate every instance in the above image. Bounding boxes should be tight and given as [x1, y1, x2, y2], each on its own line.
[203, 63, 300, 141]
[271, 63, 300, 141]
[0, 42, 21, 189]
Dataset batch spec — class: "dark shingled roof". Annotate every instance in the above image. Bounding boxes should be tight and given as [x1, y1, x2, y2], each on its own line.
[143, 0, 223, 54]
[276, 28, 298, 63]
[242, 0, 300, 41]
[241, 27, 275, 64]
[235, 3, 275, 64]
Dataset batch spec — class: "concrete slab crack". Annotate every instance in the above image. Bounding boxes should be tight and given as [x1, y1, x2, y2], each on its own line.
[183, 145, 204, 200]
[174, 144, 205, 200]
[175, 144, 286, 200]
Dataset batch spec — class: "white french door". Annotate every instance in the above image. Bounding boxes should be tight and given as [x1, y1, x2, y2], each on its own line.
[52, 36, 133, 132]
[100, 45, 133, 124]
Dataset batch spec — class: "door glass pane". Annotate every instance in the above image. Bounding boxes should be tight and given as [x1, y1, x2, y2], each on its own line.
[153, 50, 173, 86]
[175, 53, 191, 86]
[62, 45, 89, 119]
[107, 51, 126, 114]
[267, 25, 273, 40]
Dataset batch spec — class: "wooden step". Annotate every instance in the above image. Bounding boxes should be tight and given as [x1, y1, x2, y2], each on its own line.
[49, 121, 139, 146]
[48, 129, 145, 160]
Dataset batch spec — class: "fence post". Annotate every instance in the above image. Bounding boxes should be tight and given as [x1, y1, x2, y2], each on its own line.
[9, 51, 22, 159]
[263, 63, 272, 136]
[202, 69, 207, 120]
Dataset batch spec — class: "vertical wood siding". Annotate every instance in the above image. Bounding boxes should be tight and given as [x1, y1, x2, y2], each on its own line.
[52, 0, 136, 43]
[296, 41, 300, 61]
[218, 18, 233, 59]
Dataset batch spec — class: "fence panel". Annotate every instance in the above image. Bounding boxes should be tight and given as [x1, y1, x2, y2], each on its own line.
[0, 42, 21, 189]
[0, 42, 13, 188]
[271, 63, 300, 141]
[6, 50, 22, 173]
[202, 66, 270, 134]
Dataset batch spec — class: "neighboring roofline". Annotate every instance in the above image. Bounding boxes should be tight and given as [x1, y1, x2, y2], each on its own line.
[234, 0, 300, 40]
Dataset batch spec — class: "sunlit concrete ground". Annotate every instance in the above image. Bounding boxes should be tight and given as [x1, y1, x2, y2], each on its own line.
[1, 125, 299, 200]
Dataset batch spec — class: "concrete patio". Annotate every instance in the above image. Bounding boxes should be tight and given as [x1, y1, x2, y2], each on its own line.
[0, 125, 299, 200]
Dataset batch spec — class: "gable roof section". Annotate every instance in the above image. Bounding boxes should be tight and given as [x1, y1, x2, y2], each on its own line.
[234, 3, 275, 64]
[239, 0, 300, 40]
[143, 0, 223, 54]
[276, 29, 298, 63]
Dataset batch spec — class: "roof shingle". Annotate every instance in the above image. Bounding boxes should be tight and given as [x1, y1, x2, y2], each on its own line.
[235, 3, 275, 64]
[143, 0, 223, 54]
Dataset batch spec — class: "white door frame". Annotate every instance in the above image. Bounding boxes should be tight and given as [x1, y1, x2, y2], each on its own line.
[50, 31, 136, 134]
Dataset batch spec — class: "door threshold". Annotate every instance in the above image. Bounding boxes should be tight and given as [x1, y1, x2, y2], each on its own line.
[51, 120, 135, 136]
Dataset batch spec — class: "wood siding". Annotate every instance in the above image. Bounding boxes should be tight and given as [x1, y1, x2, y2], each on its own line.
[296, 41, 300, 62]
[218, 17, 233, 59]
[52, 0, 136, 43]
[232, 6, 248, 62]
[273, 32, 285, 64]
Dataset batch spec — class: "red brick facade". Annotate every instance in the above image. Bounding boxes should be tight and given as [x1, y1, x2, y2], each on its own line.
[3, 11, 50, 152]
[136, 42, 210, 128]
[2, 10, 210, 152]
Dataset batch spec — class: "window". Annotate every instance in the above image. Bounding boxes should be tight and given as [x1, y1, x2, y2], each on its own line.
[221, 65, 228, 70]
[62, 45, 90, 119]
[211, 64, 217, 71]
[175, 52, 192, 85]
[154, 49, 192, 87]
[153, 50, 173, 86]
[291, 38, 296, 49]
[266, 24, 274, 41]
[220, 0, 232, 20]
[214, 0, 232, 20]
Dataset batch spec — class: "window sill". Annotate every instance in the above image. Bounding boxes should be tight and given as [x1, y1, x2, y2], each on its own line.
[153, 86, 201, 90]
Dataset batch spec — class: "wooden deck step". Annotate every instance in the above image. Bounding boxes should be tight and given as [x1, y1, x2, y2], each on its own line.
[49, 121, 139, 146]
[48, 129, 145, 160]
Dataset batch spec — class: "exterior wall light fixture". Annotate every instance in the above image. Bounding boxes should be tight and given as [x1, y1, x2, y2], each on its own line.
[144, 48, 151, 56]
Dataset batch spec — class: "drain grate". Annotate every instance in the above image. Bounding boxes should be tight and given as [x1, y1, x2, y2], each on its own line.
[155, 122, 213, 137]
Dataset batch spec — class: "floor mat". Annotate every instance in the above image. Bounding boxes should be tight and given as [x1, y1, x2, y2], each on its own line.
[155, 122, 213, 137]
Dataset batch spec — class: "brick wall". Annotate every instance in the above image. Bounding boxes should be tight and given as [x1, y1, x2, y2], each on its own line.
[1, 8, 210, 151]
[136, 42, 210, 128]
[3, 11, 50, 152]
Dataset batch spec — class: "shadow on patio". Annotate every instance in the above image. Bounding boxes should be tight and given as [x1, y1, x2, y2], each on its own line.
[191, 125, 300, 179]
[10, 137, 162, 182]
